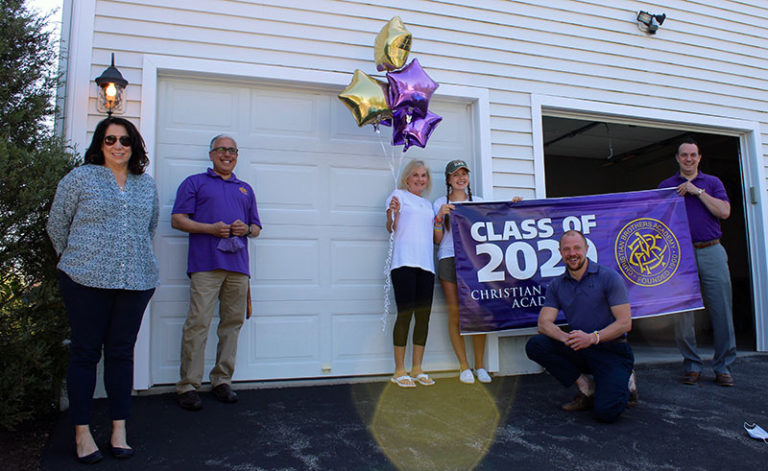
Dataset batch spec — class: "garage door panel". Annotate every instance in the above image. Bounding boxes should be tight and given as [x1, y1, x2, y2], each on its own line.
[150, 302, 186, 384]
[150, 284, 191, 303]
[252, 162, 319, 210]
[251, 239, 319, 285]
[329, 166, 392, 213]
[156, 236, 190, 284]
[155, 153, 211, 214]
[245, 314, 320, 361]
[161, 80, 240, 132]
[330, 240, 388, 285]
[249, 89, 324, 139]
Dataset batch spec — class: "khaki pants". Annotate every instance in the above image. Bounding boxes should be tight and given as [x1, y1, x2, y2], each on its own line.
[177, 270, 249, 393]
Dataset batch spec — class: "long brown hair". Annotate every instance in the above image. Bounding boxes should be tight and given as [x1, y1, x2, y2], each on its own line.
[443, 175, 472, 233]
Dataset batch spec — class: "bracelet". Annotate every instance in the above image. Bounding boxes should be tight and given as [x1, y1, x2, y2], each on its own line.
[433, 225, 443, 231]
[434, 218, 443, 225]
[593, 331, 600, 345]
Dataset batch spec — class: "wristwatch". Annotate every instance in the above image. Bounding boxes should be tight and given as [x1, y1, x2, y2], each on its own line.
[245, 225, 252, 236]
[697, 188, 705, 196]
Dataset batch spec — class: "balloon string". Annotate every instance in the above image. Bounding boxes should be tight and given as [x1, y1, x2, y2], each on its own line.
[382, 225, 395, 332]
[376, 126, 401, 332]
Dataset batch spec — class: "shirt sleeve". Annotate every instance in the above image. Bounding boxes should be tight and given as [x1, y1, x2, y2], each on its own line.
[247, 183, 261, 228]
[172, 177, 197, 215]
[707, 176, 729, 202]
[149, 184, 159, 239]
[46, 171, 79, 256]
[542, 278, 562, 310]
[605, 269, 630, 307]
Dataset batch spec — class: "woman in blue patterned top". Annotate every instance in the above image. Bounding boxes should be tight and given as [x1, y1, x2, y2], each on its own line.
[47, 117, 159, 464]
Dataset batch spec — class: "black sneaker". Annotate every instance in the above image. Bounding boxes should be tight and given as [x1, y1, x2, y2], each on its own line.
[177, 390, 203, 410]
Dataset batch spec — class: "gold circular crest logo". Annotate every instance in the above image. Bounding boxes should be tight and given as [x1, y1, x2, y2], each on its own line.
[615, 218, 680, 287]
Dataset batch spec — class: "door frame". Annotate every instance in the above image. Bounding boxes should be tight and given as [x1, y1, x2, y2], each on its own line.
[531, 94, 768, 352]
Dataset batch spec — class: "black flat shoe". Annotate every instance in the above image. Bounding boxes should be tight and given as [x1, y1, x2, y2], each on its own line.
[110, 445, 135, 459]
[76, 449, 103, 464]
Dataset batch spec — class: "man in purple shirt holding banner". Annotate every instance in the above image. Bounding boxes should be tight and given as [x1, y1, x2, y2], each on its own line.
[658, 138, 736, 387]
[172, 134, 262, 410]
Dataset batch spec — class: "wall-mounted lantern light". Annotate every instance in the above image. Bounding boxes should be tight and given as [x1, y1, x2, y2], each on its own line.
[94, 53, 128, 116]
[637, 11, 666, 35]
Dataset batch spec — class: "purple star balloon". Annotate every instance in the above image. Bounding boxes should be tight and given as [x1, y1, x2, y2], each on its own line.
[392, 110, 442, 151]
[386, 58, 439, 119]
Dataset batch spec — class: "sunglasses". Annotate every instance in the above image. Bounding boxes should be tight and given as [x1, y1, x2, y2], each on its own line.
[211, 146, 238, 155]
[104, 135, 133, 147]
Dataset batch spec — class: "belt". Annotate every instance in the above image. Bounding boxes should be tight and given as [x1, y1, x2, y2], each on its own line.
[693, 239, 720, 249]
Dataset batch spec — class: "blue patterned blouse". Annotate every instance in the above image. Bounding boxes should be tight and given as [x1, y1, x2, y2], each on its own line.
[46, 164, 160, 290]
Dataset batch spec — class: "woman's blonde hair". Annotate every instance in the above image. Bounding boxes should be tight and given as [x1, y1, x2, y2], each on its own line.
[398, 159, 432, 194]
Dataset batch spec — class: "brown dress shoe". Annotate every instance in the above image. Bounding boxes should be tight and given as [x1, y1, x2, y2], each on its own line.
[715, 373, 734, 387]
[177, 390, 203, 411]
[627, 388, 639, 408]
[562, 393, 594, 412]
[682, 371, 700, 385]
[212, 383, 239, 403]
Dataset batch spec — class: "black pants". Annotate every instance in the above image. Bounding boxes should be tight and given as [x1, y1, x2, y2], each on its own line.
[58, 271, 154, 425]
[391, 267, 434, 347]
[526, 334, 634, 423]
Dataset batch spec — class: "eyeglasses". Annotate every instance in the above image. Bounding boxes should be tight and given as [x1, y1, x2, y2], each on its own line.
[104, 135, 133, 147]
[211, 146, 238, 155]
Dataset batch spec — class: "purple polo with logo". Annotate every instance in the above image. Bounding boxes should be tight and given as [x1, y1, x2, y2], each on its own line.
[172, 168, 261, 276]
[658, 171, 728, 243]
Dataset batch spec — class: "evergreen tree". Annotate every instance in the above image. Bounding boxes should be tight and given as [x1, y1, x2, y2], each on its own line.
[0, 0, 78, 430]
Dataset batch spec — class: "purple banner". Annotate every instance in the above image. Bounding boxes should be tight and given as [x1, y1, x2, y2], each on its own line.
[451, 188, 703, 334]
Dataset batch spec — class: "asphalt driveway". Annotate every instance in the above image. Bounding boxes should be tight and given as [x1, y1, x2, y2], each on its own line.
[41, 354, 768, 470]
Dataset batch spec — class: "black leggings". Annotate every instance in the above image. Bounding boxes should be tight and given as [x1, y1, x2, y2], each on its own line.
[391, 267, 435, 347]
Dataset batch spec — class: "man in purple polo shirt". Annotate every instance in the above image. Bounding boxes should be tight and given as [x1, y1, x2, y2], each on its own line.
[172, 134, 262, 410]
[658, 138, 736, 387]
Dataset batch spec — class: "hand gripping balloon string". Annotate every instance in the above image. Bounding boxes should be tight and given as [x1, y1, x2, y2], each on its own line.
[376, 127, 402, 332]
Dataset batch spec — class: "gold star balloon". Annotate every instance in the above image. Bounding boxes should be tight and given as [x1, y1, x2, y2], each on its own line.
[338, 69, 392, 127]
[374, 16, 412, 72]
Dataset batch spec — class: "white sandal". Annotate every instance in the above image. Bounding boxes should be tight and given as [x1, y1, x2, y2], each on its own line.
[390, 375, 416, 388]
[414, 373, 435, 386]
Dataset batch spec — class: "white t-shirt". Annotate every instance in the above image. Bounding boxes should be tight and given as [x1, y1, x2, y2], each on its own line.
[433, 194, 482, 260]
[386, 189, 435, 273]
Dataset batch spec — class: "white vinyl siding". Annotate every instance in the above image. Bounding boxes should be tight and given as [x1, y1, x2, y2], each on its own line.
[78, 0, 768, 199]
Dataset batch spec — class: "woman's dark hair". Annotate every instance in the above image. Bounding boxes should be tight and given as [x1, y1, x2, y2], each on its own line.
[443, 174, 472, 233]
[84, 117, 149, 175]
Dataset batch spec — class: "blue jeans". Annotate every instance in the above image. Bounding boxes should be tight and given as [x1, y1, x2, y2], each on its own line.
[59, 271, 155, 425]
[526, 334, 634, 423]
[675, 243, 736, 375]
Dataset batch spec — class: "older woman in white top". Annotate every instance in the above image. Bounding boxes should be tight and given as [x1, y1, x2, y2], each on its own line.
[385, 159, 436, 388]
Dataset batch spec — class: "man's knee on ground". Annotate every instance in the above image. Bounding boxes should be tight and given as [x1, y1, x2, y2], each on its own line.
[593, 401, 626, 423]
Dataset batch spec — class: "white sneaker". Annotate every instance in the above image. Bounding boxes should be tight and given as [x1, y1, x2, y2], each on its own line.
[476, 368, 492, 383]
[459, 368, 475, 384]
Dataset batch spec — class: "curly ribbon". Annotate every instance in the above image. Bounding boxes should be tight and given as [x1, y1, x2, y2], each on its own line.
[377, 125, 404, 332]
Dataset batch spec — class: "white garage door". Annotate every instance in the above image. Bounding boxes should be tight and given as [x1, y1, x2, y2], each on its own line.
[150, 75, 477, 384]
